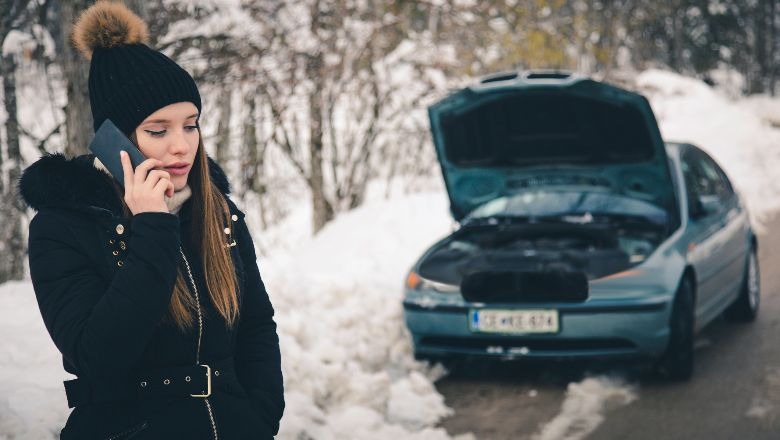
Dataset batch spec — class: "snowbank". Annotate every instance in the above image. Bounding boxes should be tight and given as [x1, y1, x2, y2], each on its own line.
[531, 376, 637, 440]
[637, 69, 780, 227]
[0, 281, 71, 439]
[261, 192, 467, 439]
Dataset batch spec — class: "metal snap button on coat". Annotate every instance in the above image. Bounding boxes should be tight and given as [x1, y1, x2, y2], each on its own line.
[115, 224, 125, 235]
[231, 214, 238, 221]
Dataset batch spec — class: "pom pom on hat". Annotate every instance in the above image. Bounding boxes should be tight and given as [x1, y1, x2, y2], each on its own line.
[71, 0, 149, 60]
[68, 0, 201, 134]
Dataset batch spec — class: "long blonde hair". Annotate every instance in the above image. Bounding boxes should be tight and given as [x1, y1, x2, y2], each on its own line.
[112, 137, 240, 331]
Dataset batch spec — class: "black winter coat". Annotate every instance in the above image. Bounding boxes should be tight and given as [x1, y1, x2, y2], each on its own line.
[18, 153, 284, 440]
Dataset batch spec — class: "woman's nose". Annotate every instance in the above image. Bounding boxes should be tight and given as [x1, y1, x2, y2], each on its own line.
[169, 129, 190, 154]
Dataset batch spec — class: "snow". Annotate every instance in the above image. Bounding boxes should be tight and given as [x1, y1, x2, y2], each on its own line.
[0, 281, 70, 439]
[4, 69, 780, 439]
[2, 30, 33, 57]
[637, 69, 780, 228]
[261, 192, 461, 439]
[2, 25, 56, 59]
[531, 376, 637, 440]
[745, 398, 771, 419]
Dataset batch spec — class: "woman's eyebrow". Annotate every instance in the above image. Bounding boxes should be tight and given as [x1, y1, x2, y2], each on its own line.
[142, 113, 200, 124]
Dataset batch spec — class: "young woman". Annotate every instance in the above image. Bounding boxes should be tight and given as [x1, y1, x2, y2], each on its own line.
[17, 2, 283, 439]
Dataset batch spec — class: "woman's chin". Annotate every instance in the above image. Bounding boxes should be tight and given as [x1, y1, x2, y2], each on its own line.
[172, 176, 189, 191]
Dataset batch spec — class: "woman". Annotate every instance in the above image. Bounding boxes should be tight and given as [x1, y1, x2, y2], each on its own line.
[17, 2, 284, 439]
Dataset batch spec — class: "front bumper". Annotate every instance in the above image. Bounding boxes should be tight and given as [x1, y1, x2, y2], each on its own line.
[403, 296, 673, 360]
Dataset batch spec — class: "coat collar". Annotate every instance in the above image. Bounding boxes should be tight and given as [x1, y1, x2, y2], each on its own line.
[17, 152, 232, 218]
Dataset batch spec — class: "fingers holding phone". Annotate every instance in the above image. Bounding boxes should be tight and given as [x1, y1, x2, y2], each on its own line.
[120, 151, 175, 215]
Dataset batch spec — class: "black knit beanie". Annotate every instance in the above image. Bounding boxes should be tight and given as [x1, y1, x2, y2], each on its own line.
[71, 1, 202, 135]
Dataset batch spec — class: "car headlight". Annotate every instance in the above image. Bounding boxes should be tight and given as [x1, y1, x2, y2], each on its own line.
[406, 271, 460, 293]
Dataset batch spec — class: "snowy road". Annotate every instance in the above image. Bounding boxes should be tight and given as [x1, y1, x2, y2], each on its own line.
[436, 211, 780, 440]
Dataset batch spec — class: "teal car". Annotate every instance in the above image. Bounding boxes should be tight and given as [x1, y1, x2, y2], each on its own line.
[403, 71, 760, 380]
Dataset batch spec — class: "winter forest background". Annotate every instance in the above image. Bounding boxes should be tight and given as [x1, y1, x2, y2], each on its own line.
[3, 0, 780, 283]
[4, 1, 780, 439]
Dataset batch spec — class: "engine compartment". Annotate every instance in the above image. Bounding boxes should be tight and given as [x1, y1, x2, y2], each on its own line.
[417, 219, 666, 302]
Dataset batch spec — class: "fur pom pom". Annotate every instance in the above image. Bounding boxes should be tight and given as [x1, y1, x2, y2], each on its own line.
[71, 0, 149, 60]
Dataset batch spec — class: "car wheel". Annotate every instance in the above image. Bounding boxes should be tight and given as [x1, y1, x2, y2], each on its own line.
[725, 247, 760, 323]
[655, 277, 695, 382]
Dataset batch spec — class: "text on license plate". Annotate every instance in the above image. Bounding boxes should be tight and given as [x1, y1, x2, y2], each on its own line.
[469, 309, 559, 334]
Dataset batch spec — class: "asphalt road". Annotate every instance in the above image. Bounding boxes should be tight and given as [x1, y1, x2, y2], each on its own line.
[436, 213, 780, 440]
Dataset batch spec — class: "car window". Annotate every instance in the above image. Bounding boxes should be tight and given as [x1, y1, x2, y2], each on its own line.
[681, 149, 729, 218]
[697, 151, 735, 202]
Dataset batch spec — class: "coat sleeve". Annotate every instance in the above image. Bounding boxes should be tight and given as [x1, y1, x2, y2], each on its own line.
[231, 207, 285, 436]
[27, 210, 181, 379]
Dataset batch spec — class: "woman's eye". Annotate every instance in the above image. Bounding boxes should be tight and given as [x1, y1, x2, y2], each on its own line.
[185, 125, 198, 132]
[145, 129, 166, 137]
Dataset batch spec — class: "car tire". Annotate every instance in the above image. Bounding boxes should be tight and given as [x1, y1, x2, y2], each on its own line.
[724, 247, 760, 323]
[655, 277, 695, 382]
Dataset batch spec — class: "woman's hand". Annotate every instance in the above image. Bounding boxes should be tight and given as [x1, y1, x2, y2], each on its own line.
[120, 150, 175, 215]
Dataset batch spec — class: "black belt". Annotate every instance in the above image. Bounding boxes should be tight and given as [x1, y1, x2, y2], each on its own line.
[64, 357, 236, 409]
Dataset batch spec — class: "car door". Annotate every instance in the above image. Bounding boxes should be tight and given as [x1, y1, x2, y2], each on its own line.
[680, 149, 735, 325]
[695, 150, 749, 309]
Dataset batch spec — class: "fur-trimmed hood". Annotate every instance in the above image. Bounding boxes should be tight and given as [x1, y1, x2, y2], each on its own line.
[17, 153, 231, 215]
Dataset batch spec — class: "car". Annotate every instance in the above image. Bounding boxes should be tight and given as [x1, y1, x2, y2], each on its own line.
[403, 70, 759, 381]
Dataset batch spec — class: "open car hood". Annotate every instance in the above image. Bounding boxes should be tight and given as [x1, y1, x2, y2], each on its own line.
[428, 71, 677, 221]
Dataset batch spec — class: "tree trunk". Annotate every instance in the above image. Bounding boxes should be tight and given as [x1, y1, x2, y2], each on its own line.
[752, 0, 769, 94]
[0, 53, 26, 282]
[769, 0, 777, 95]
[241, 91, 268, 228]
[59, 0, 93, 156]
[307, 1, 334, 234]
[216, 85, 232, 165]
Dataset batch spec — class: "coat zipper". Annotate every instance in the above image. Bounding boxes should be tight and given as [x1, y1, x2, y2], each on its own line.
[104, 421, 149, 440]
[179, 246, 219, 440]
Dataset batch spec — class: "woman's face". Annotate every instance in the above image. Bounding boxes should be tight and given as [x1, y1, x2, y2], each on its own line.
[134, 102, 200, 191]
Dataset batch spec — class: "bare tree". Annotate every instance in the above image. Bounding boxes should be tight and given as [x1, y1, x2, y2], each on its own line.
[240, 90, 270, 228]
[215, 84, 232, 165]
[56, 0, 92, 156]
[0, 0, 31, 282]
[244, 0, 450, 233]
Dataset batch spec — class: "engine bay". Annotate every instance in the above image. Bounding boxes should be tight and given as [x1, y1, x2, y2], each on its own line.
[417, 218, 667, 302]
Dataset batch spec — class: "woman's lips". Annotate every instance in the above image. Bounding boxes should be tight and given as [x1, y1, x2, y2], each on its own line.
[165, 164, 191, 176]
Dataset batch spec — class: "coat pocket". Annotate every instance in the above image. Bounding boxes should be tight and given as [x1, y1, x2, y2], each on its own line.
[104, 421, 149, 440]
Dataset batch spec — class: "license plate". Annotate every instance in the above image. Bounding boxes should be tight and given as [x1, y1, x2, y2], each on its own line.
[469, 309, 559, 334]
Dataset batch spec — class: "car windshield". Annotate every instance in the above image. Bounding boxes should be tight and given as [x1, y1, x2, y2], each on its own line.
[463, 190, 668, 226]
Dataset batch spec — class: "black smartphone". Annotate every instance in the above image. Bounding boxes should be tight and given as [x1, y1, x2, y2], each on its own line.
[89, 119, 147, 187]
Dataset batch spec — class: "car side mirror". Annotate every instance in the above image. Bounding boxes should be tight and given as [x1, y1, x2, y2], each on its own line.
[689, 192, 704, 219]
[690, 194, 721, 219]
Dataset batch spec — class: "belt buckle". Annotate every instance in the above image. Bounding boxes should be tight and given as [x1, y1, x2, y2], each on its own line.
[190, 364, 212, 398]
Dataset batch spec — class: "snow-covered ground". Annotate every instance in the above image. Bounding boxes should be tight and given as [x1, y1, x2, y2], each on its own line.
[3, 70, 780, 439]
[532, 376, 637, 440]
